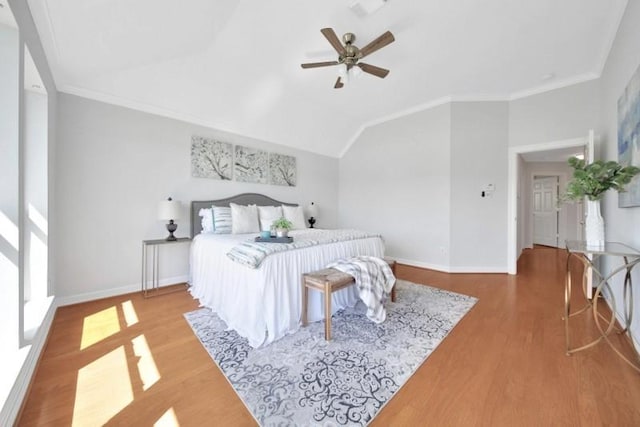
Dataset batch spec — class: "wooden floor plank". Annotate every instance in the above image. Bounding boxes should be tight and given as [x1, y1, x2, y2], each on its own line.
[17, 247, 640, 426]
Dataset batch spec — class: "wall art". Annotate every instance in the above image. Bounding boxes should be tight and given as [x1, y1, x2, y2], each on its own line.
[234, 145, 269, 184]
[618, 63, 640, 207]
[191, 136, 233, 180]
[269, 153, 297, 187]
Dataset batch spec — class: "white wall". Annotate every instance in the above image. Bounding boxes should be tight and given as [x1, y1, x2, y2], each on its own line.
[449, 102, 509, 271]
[598, 0, 640, 348]
[509, 80, 600, 147]
[339, 101, 509, 272]
[339, 104, 452, 270]
[55, 93, 340, 300]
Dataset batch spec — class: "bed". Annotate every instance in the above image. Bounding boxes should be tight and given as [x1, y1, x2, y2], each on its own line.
[189, 193, 385, 347]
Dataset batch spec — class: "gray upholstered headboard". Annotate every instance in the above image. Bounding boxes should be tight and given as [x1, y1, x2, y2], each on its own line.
[191, 193, 298, 238]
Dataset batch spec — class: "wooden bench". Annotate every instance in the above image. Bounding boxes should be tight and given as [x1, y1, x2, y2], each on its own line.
[301, 258, 397, 340]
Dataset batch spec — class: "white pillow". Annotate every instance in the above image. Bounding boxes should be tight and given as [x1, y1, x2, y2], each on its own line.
[198, 208, 214, 233]
[282, 205, 307, 230]
[230, 203, 260, 234]
[211, 206, 232, 234]
[258, 206, 283, 232]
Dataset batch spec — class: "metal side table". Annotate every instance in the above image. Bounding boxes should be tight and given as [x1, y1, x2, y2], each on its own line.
[564, 240, 640, 372]
[141, 237, 191, 297]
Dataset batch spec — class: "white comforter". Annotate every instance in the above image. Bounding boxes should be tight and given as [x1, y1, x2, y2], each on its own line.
[189, 229, 385, 347]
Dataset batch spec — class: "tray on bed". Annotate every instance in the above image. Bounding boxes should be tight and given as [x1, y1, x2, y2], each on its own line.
[255, 236, 293, 243]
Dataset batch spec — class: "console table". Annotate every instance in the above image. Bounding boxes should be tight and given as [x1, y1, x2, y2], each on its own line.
[564, 240, 640, 372]
[141, 237, 190, 297]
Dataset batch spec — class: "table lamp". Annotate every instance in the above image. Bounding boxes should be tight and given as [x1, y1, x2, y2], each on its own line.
[307, 202, 318, 228]
[158, 197, 181, 241]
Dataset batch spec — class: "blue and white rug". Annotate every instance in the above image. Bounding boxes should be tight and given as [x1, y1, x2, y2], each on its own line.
[184, 280, 477, 426]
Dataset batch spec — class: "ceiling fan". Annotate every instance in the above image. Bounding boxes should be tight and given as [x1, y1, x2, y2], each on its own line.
[301, 28, 395, 89]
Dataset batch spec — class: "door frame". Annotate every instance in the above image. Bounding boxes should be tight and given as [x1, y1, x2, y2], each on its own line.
[507, 133, 593, 274]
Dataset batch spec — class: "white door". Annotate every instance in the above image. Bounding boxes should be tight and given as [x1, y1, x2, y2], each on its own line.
[533, 176, 559, 247]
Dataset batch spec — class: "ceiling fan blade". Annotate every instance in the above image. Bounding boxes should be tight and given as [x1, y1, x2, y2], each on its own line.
[358, 63, 390, 78]
[321, 28, 346, 56]
[334, 77, 344, 89]
[359, 31, 395, 59]
[301, 61, 340, 69]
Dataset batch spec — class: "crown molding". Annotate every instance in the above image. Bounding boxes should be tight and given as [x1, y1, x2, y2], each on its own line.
[509, 72, 600, 101]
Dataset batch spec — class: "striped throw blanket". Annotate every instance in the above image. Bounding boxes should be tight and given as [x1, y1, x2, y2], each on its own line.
[327, 256, 396, 324]
[226, 229, 382, 269]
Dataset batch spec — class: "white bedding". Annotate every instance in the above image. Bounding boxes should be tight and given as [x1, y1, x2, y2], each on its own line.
[189, 228, 385, 347]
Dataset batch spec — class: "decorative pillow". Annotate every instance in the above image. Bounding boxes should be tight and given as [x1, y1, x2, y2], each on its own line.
[198, 208, 214, 233]
[257, 206, 283, 231]
[230, 203, 260, 234]
[211, 206, 232, 234]
[282, 205, 307, 230]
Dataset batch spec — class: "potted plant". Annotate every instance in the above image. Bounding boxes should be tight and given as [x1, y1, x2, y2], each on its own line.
[272, 217, 293, 238]
[564, 156, 639, 246]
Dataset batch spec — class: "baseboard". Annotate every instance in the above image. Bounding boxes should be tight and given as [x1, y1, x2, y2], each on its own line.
[393, 257, 507, 274]
[56, 275, 190, 307]
[448, 265, 508, 273]
[0, 299, 58, 426]
[393, 257, 451, 273]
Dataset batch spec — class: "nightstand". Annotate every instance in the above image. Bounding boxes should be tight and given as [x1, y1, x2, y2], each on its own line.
[141, 237, 191, 297]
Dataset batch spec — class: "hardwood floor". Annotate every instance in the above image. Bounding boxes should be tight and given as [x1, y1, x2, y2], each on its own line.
[18, 247, 640, 426]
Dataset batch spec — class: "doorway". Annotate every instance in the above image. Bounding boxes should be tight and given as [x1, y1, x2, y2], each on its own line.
[507, 131, 594, 274]
[532, 176, 559, 247]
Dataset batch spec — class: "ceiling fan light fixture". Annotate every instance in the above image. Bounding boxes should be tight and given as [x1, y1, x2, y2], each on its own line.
[350, 65, 363, 79]
[300, 27, 394, 88]
[338, 63, 349, 84]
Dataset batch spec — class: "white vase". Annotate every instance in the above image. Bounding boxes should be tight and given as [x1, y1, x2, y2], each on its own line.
[585, 199, 605, 248]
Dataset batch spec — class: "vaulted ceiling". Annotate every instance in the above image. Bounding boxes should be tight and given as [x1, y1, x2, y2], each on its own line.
[26, 0, 627, 157]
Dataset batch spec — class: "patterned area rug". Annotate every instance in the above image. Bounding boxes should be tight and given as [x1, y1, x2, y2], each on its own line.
[184, 280, 477, 426]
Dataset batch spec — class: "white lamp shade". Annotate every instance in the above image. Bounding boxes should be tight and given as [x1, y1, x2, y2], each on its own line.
[338, 64, 349, 84]
[307, 202, 318, 218]
[158, 199, 181, 220]
[350, 65, 363, 78]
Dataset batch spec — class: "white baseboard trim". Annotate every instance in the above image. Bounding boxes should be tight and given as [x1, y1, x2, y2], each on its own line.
[393, 257, 450, 273]
[393, 257, 508, 274]
[448, 265, 508, 273]
[57, 275, 190, 307]
[0, 299, 58, 426]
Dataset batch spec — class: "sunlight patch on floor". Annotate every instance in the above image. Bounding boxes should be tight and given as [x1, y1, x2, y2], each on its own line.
[122, 300, 139, 326]
[80, 306, 120, 350]
[72, 346, 133, 426]
[132, 334, 160, 390]
[154, 407, 180, 427]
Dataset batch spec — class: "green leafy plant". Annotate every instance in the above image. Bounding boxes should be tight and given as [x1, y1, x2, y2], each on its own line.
[563, 156, 640, 201]
[272, 217, 293, 230]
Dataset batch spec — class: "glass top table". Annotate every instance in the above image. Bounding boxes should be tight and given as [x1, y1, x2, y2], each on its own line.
[565, 240, 640, 257]
[564, 240, 640, 373]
